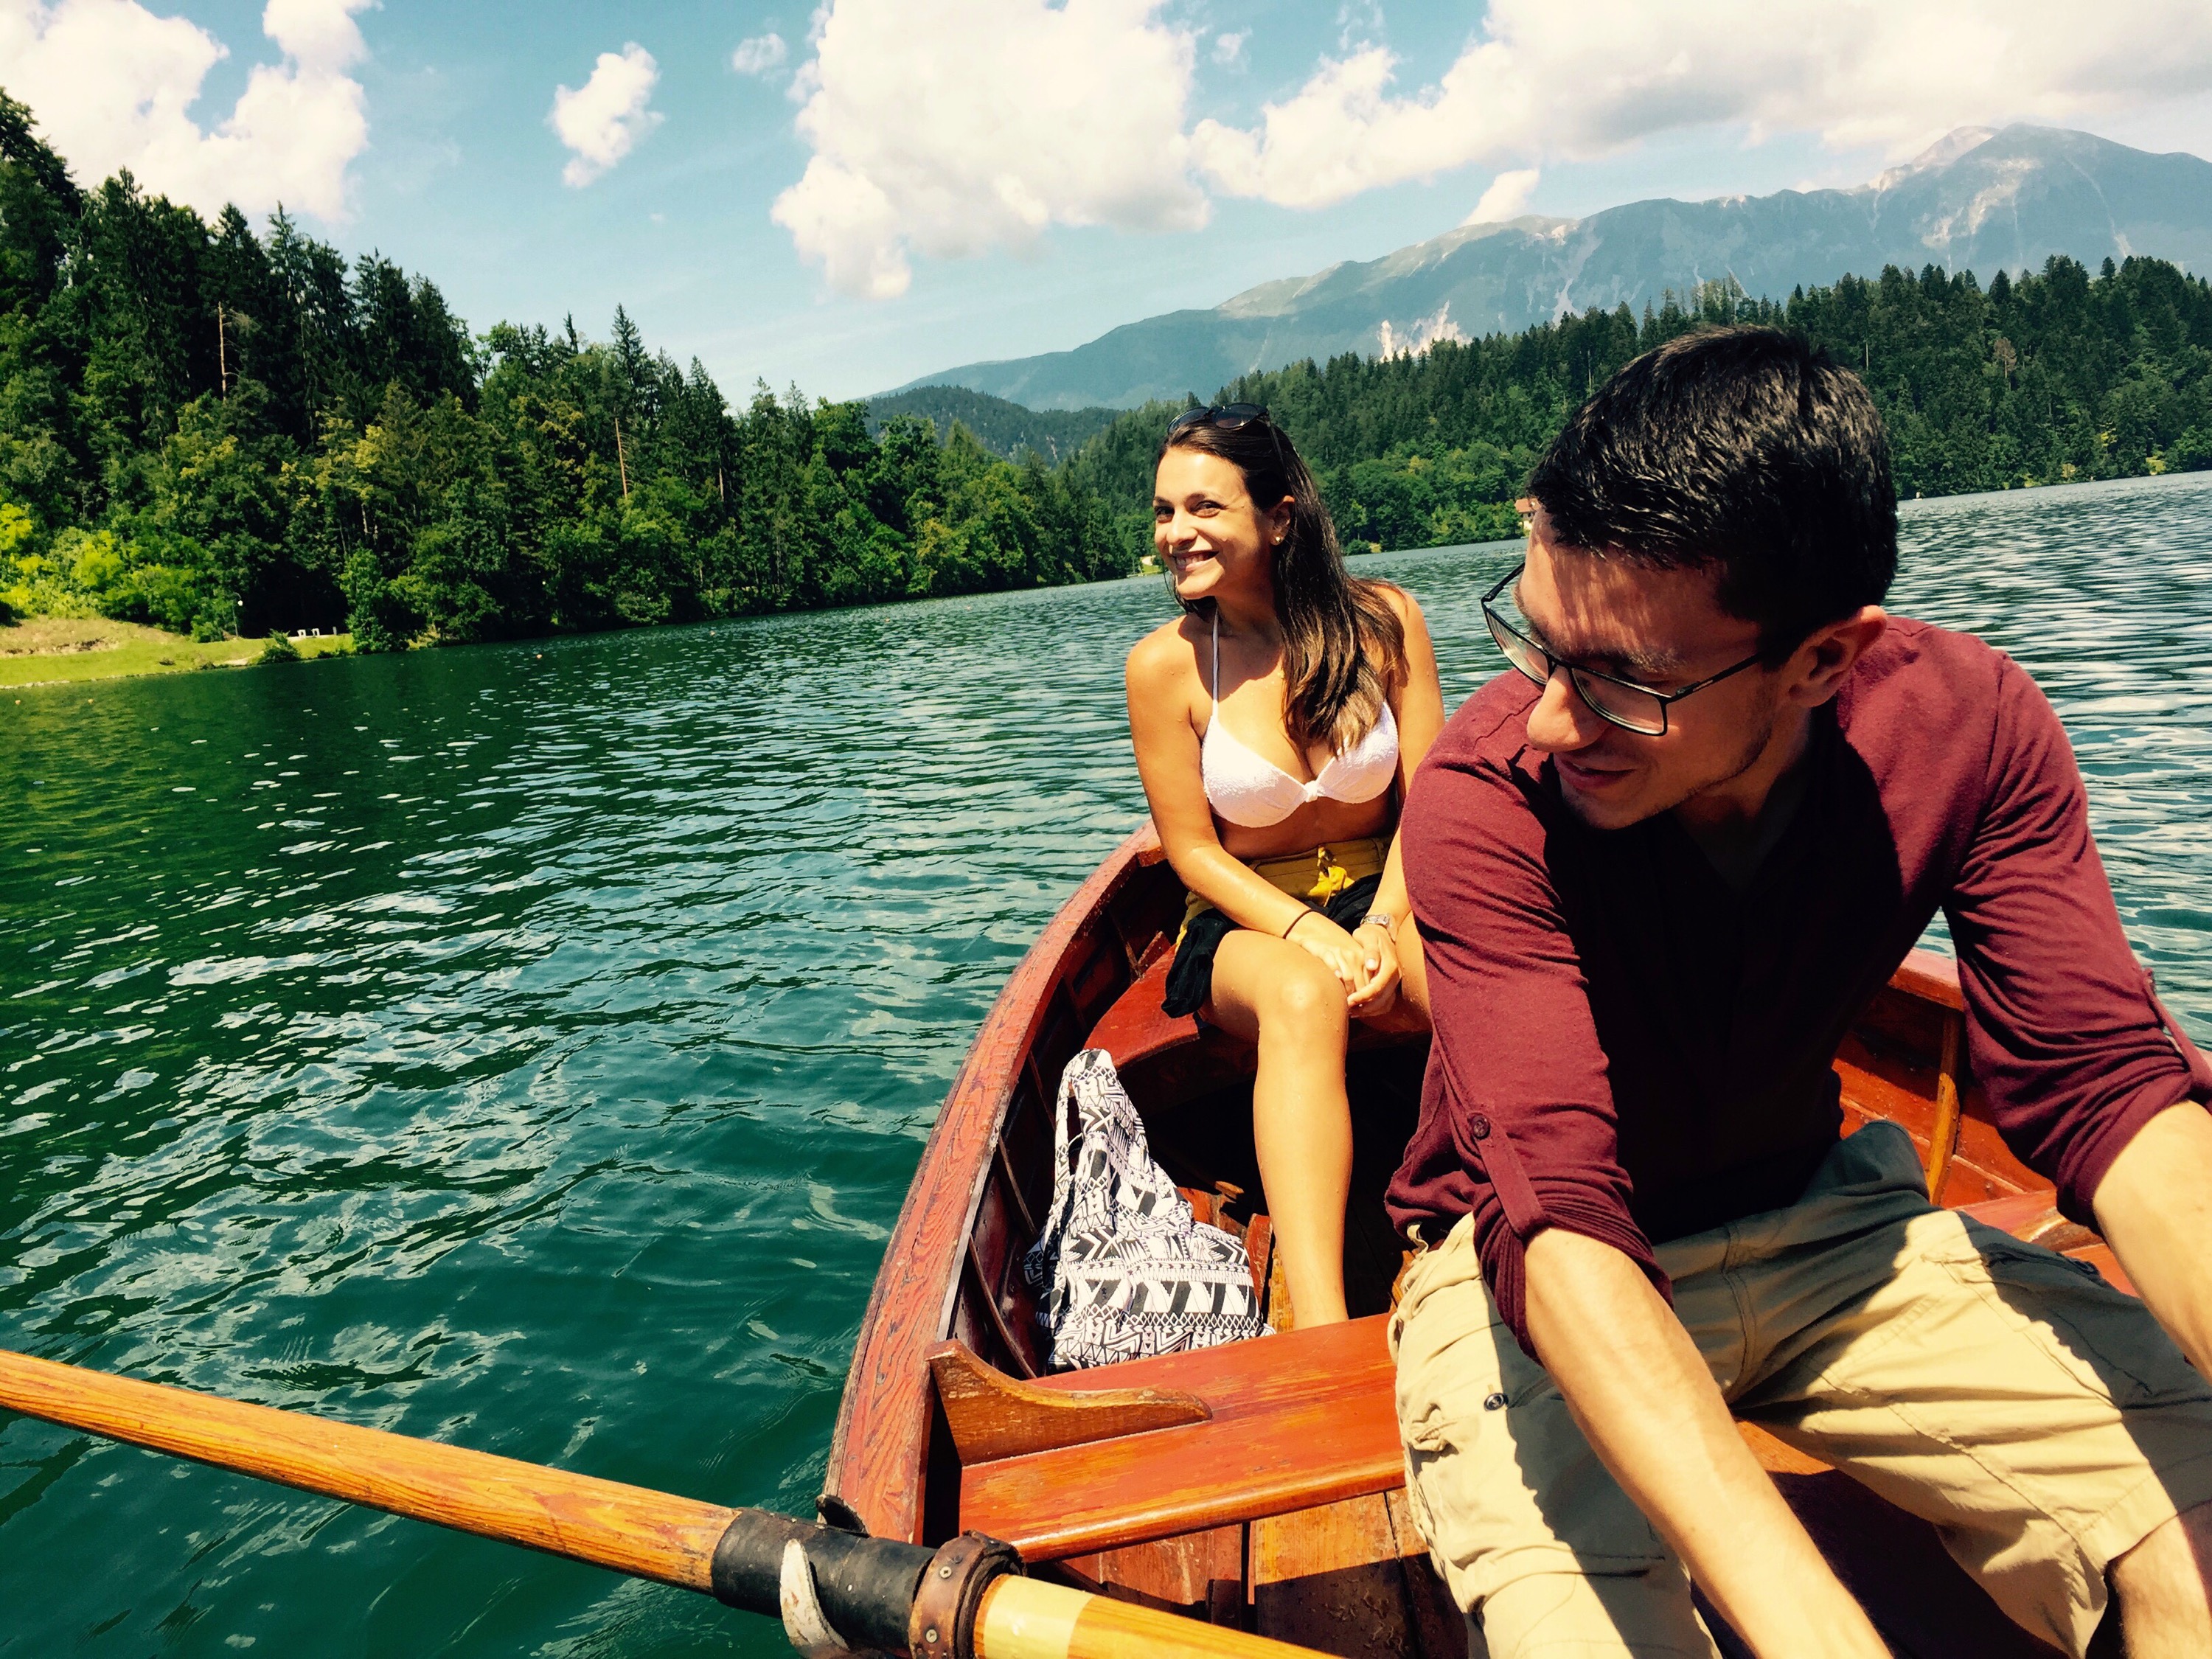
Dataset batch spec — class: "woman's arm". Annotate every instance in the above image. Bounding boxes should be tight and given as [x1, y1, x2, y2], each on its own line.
[1125, 626, 1316, 938]
[1371, 592, 1447, 922]
[1348, 595, 1446, 1009]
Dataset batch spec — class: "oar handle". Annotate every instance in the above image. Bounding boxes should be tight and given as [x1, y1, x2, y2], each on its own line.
[978, 1578, 1346, 1659]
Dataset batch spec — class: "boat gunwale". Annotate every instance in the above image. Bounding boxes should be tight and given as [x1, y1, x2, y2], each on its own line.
[823, 822, 1158, 1542]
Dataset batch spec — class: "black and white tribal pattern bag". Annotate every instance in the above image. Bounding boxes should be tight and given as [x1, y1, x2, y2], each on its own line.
[1022, 1048, 1270, 1371]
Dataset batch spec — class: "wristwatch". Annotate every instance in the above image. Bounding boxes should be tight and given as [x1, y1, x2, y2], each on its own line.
[1357, 909, 1397, 936]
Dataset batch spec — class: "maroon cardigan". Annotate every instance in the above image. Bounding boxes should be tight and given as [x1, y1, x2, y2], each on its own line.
[1386, 619, 2208, 1350]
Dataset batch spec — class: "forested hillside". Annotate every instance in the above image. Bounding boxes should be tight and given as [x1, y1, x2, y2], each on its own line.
[7, 74, 2211, 658]
[864, 386, 1119, 463]
[0, 93, 1128, 647]
[1068, 257, 2212, 557]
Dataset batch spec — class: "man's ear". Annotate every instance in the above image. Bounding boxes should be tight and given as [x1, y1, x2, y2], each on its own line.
[1786, 607, 1888, 708]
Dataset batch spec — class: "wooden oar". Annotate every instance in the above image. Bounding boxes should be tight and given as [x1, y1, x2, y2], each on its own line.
[0, 1348, 1324, 1659]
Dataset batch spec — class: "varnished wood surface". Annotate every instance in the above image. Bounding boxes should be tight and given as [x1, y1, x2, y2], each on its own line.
[931, 1340, 1211, 1464]
[1888, 947, 1968, 1012]
[1058, 1528, 1248, 1622]
[825, 825, 1158, 1543]
[0, 1347, 733, 1591]
[1924, 1009, 1967, 1201]
[1736, 1421, 1831, 1476]
[1088, 951, 1198, 1071]
[978, 1577, 1341, 1659]
[1833, 1034, 2042, 1203]
[1251, 1492, 1459, 1658]
[959, 1319, 1401, 1560]
[1955, 1193, 2132, 1293]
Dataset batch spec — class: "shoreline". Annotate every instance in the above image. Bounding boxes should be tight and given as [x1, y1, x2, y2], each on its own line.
[14, 469, 2207, 695]
[1, 617, 354, 689]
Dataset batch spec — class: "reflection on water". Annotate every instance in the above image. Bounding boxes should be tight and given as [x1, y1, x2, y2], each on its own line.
[2, 470, 2208, 1655]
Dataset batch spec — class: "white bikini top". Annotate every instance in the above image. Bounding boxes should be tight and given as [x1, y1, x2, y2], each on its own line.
[1200, 611, 1399, 830]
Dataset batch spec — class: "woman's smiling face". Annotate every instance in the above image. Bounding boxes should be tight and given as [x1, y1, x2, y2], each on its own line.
[1152, 447, 1291, 608]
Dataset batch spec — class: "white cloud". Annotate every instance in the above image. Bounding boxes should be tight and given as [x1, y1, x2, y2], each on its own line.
[766, 0, 2212, 296]
[732, 31, 787, 75]
[1193, 0, 2212, 209]
[1467, 167, 1539, 223]
[1335, 0, 1385, 52]
[771, 0, 1208, 299]
[0, 0, 372, 220]
[551, 41, 663, 188]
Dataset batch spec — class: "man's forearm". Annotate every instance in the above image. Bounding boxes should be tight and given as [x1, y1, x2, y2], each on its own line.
[1523, 1227, 1888, 1658]
[2093, 1101, 2212, 1374]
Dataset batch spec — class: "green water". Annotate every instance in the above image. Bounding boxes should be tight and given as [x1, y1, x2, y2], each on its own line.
[4, 472, 2210, 1655]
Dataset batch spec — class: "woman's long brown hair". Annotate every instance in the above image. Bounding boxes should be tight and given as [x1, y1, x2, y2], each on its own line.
[1161, 414, 1406, 753]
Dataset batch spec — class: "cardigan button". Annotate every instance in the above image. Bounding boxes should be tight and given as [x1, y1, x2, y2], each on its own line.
[1470, 1115, 1492, 1139]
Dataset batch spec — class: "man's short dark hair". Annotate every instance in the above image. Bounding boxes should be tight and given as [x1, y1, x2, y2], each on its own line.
[1528, 327, 1897, 661]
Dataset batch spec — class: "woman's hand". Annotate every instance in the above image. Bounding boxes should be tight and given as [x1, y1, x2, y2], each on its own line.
[1285, 911, 1366, 996]
[1346, 922, 1402, 1015]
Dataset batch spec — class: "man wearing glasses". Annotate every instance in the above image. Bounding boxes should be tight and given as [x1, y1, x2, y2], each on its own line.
[1385, 327, 2212, 1658]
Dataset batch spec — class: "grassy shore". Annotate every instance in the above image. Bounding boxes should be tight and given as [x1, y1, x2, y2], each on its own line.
[0, 616, 354, 688]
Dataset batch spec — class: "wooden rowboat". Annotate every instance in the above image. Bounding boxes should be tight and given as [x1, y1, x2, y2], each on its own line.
[824, 821, 2140, 1658]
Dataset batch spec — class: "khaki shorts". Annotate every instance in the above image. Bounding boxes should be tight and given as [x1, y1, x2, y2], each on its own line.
[1391, 1122, 2212, 1658]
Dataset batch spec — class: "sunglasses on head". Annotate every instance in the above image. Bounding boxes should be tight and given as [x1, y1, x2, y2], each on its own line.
[1165, 403, 1289, 480]
[1164, 402, 1271, 437]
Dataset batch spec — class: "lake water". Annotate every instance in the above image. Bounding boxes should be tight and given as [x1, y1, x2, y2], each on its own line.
[4, 471, 2210, 1657]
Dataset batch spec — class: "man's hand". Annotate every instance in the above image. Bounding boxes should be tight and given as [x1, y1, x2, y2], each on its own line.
[1523, 1228, 1891, 1658]
[1346, 921, 1402, 1015]
[2093, 1101, 2212, 1375]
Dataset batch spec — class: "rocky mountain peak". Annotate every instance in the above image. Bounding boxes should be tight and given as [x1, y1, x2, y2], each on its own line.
[889, 126, 2212, 411]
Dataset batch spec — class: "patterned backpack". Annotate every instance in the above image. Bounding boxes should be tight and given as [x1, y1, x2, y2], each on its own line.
[1021, 1048, 1270, 1370]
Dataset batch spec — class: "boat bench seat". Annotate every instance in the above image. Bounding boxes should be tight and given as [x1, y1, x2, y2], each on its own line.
[937, 1314, 1401, 1561]
[1085, 948, 1200, 1072]
[936, 1192, 2130, 1562]
[936, 1316, 1837, 1562]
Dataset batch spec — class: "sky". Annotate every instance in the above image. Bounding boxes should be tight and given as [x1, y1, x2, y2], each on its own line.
[5, 0, 2212, 404]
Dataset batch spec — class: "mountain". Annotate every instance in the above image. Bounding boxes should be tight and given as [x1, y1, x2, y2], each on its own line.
[890, 125, 2212, 411]
[863, 385, 1121, 462]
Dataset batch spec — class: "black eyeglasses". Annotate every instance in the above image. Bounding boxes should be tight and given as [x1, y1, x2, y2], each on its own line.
[1481, 563, 1764, 737]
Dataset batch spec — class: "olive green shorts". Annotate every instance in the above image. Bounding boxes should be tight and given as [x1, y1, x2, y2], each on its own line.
[1390, 1122, 2212, 1658]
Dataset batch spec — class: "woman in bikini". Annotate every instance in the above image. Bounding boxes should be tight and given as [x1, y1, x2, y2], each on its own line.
[1124, 406, 1444, 1326]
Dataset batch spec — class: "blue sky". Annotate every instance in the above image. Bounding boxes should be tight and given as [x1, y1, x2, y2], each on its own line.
[6, 0, 2211, 403]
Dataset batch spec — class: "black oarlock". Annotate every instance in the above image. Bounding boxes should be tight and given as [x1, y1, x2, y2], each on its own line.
[709, 1509, 939, 1652]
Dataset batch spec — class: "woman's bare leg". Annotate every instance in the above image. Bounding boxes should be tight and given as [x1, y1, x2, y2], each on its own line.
[1205, 931, 1353, 1325]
